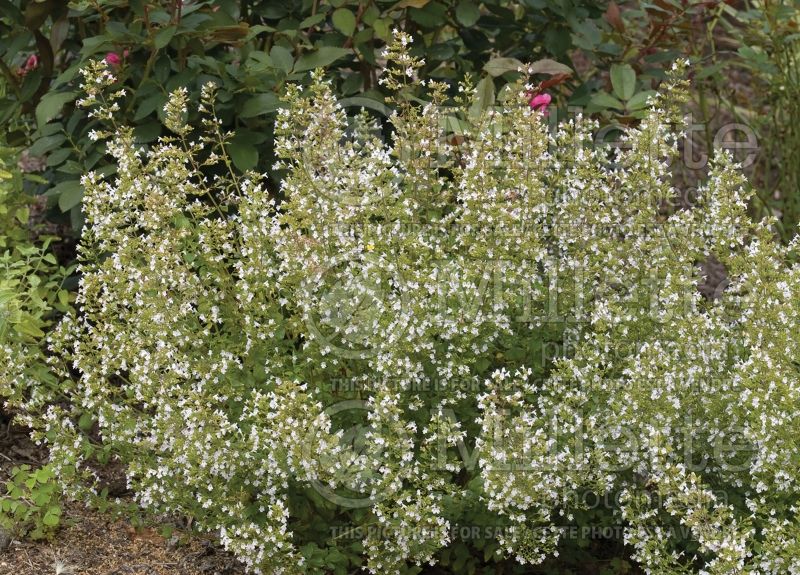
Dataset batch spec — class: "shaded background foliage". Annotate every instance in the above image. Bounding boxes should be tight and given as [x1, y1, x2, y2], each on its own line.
[5, 0, 798, 239]
[1, 0, 750, 233]
[0, 0, 602, 230]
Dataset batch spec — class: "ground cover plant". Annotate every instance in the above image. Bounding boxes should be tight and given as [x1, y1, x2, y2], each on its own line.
[6, 29, 797, 574]
[0, 145, 74, 542]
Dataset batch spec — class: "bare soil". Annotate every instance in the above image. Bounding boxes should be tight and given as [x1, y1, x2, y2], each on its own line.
[0, 415, 245, 575]
[0, 501, 246, 575]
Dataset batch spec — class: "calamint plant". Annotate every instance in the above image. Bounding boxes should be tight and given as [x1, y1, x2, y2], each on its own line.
[32, 31, 800, 574]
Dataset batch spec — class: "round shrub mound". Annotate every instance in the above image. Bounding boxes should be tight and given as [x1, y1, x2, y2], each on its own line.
[28, 34, 800, 575]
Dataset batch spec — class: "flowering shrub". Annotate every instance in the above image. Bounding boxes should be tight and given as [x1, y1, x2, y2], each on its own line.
[36, 33, 800, 574]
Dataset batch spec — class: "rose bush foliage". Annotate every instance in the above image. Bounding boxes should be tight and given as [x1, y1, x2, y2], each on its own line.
[23, 34, 800, 574]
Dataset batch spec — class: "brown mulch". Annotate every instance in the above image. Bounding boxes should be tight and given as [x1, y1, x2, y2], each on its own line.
[0, 501, 247, 575]
[0, 414, 246, 575]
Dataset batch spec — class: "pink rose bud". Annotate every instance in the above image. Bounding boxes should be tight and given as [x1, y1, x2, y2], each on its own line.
[529, 92, 552, 113]
[105, 52, 122, 67]
[123, 49, 130, 58]
[24, 54, 39, 71]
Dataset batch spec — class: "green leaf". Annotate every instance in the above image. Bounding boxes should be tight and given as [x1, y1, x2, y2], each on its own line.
[483, 57, 523, 77]
[35, 92, 75, 129]
[241, 93, 280, 118]
[20, 70, 43, 102]
[696, 62, 725, 80]
[529, 59, 573, 76]
[0, 0, 23, 25]
[57, 160, 83, 175]
[590, 91, 625, 111]
[40, 122, 64, 137]
[42, 507, 61, 527]
[737, 45, 771, 68]
[393, 0, 430, 6]
[627, 90, 657, 111]
[33, 490, 51, 507]
[610, 63, 636, 101]
[135, 121, 161, 144]
[470, 76, 495, 119]
[245, 24, 276, 40]
[338, 96, 392, 116]
[15, 318, 45, 339]
[181, 12, 211, 29]
[80, 35, 112, 57]
[228, 136, 259, 172]
[340, 72, 363, 95]
[332, 8, 357, 36]
[300, 13, 326, 28]
[456, 0, 481, 28]
[55, 180, 83, 212]
[24, 0, 54, 29]
[270, 45, 294, 74]
[408, 1, 447, 27]
[294, 47, 352, 73]
[78, 411, 94, 431]
[14, 207, 29, 225]
[52, 63, 81, 89]
[572, 19, 602, 51]
[35, 467, 53, 484]
[134, 93, 167, 122]
[46, 148, 72, 167]
[51, 16, 70, 52]
[29, 134, 66, 156]
[373, 18, 392, 41]
[455, 0, 480, 26]
[154, 25, 177, 49]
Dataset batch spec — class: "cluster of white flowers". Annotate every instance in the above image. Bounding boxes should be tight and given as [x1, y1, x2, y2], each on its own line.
[31, 33, 800, 575]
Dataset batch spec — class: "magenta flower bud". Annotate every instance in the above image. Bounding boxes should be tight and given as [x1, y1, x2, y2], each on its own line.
[24, 54, 39, 70]
[529, 92, 552, 114]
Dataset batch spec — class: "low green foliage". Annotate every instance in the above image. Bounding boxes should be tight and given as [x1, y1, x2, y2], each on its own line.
[0, 159, 75, 414]
[0, 144, 74, 544]
[0, 463, 62, 540]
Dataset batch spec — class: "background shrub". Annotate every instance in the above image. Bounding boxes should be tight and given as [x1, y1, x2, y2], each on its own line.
[7, 0, 759, 230]
[0, 0, 613, 231]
